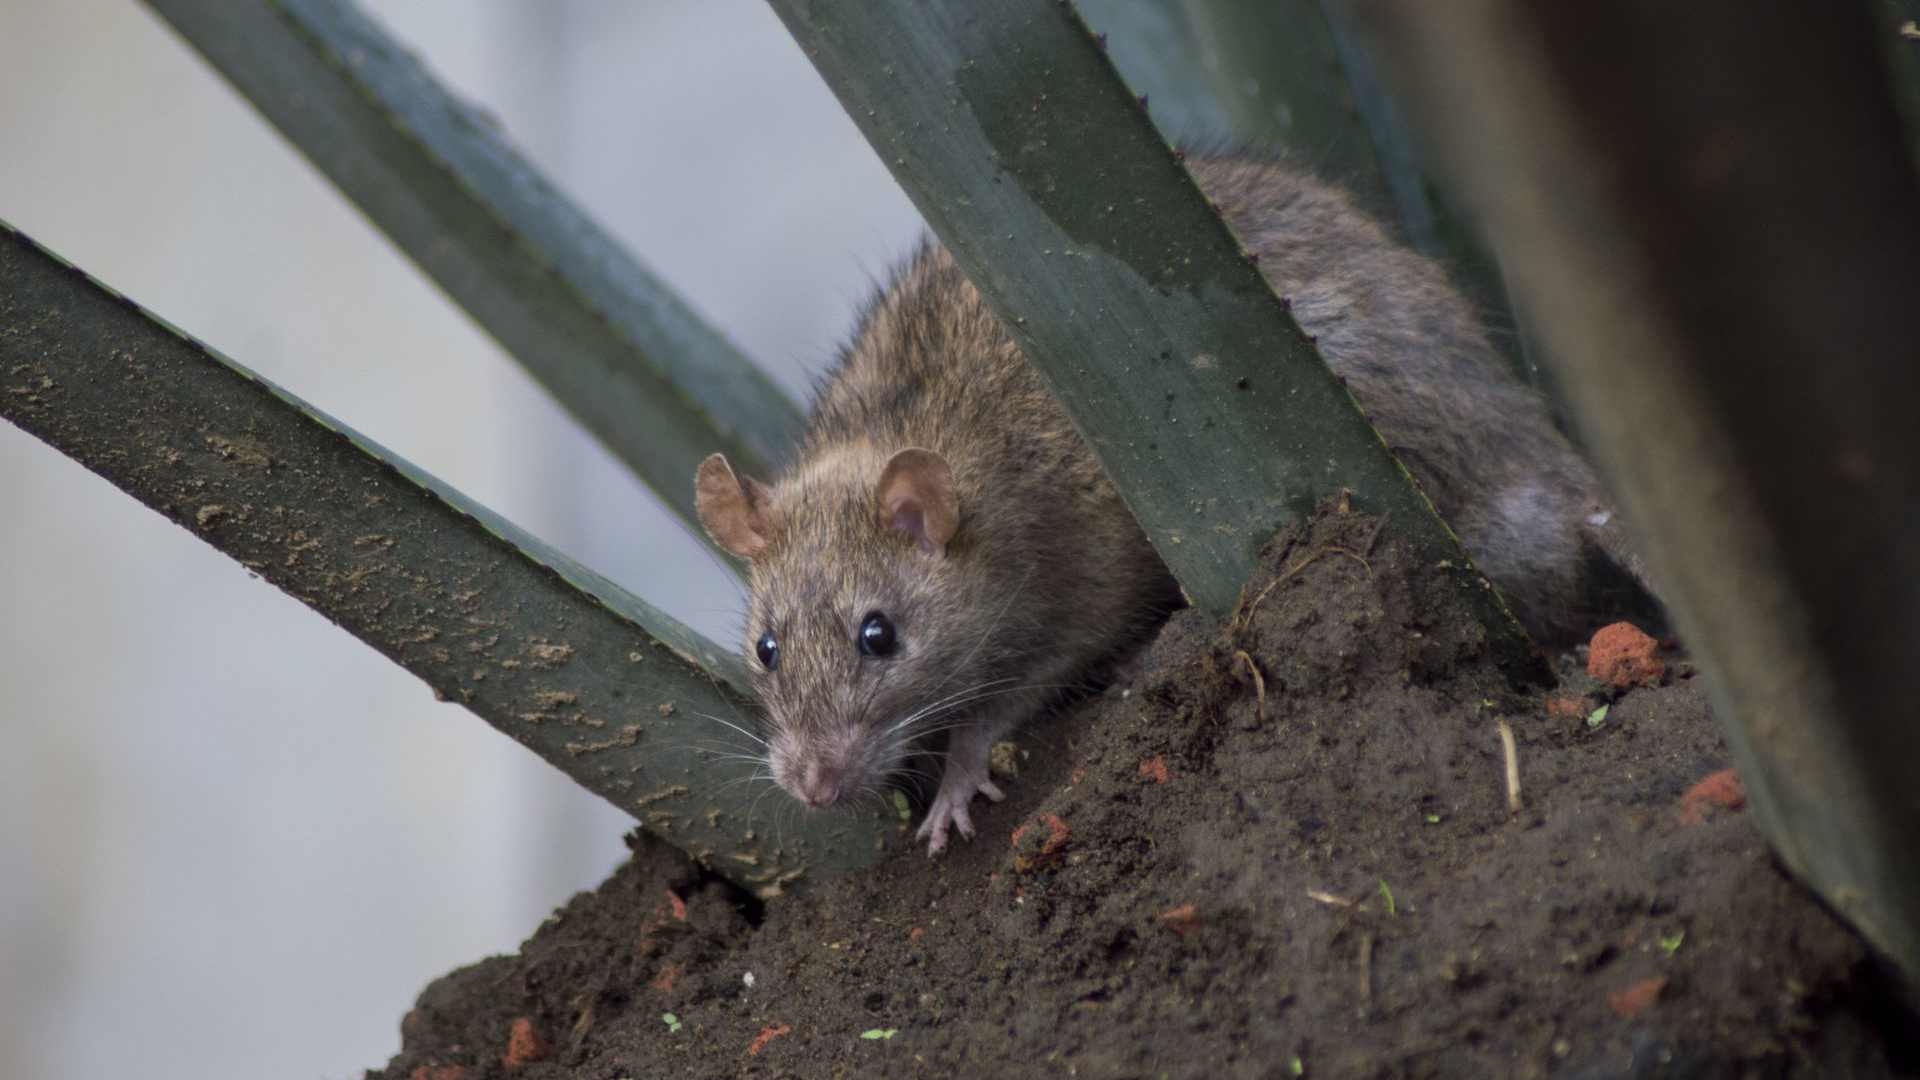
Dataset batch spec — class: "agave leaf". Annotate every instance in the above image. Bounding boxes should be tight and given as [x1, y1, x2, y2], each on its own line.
[1078, 0, 1545, 391]
[0, 220, 893, 890]
[768, 0, 1541, 680]
[1875, 0, 1920, 163]
[1351, 0, 1920, 980]
[142, 0, 804, 562]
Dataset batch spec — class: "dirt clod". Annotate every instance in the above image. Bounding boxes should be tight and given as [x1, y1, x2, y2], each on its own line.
[989, 740, 1021, 780]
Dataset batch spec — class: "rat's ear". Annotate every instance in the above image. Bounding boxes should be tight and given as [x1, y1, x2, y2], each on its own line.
[876, 447, 958, 557]
[695, 453, 776, 559]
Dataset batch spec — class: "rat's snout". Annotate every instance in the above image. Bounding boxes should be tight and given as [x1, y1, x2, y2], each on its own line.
[793, 757, 846, 808]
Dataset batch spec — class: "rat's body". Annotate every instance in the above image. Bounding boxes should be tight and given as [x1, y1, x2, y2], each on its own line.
[697, 157, 1646, 853]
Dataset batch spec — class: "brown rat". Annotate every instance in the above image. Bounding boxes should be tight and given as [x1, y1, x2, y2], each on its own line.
[696, 156, 1651, 854]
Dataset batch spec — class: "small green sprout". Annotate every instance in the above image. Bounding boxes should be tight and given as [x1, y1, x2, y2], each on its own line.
[1378, 879, 1397, 916]
[1290, 1054, 1305, 1075]
[860, 1028, 899, 1040]
[1586, 704, 1610, 729]
[1423, 812, 1442, 824]
[1659, 931, 1685, 956]
[662, 1012, 683, 1034]
[892, 790, 912, 822]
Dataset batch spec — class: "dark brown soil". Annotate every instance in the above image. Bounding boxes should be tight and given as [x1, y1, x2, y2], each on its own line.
[371, 507, 1916, 1079]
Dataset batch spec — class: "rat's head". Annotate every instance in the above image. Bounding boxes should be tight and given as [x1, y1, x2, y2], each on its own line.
[696, 445, 975, 810]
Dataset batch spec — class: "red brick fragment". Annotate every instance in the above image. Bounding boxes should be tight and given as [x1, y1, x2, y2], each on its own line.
[1588, 622, 1665, 689]
[650, 964, 684, 993]
[1011, 813, 1071, 872]
[1138, 755, 1171, 783]
[411, 1067, 468, 1080]
[1678, 768, 1746, 825]
[1158, 903, 1201, 936]
[665, 889, 689, 921]
[1608, 976, 1668, 1017]
[748, 1022, 792, 1056]
[502, 1016, 550, 1069]
[1544, 695, 1588, 720]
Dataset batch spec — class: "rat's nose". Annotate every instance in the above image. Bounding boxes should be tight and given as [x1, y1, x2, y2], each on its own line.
[797, 760, 844, 808]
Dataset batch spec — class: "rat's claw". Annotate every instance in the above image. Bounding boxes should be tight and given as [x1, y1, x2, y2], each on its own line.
[918, 740, 1006, 856]
[917, 784, 984, 856]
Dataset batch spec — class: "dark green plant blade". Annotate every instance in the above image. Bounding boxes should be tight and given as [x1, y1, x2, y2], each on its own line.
[1076, 0, 1546, 391]
[768, 0, 1541, 681]
[0, 220, 892, 892]
[1352, 0, 1920, 978]
[1876, 0, 1920, 162]
[1073, 0, 1390, 208]
[141, 0, 804, 562]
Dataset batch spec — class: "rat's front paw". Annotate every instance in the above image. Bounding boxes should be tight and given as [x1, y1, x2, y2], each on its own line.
[915, 773, 1006, 857]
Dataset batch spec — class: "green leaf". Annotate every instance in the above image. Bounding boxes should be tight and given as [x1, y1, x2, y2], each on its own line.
[0, 221, 894, 890]
[1423, 813, 1442, 825]
[860, 1028, 898, 1041]
[1377, 878, 1397, 916]
[662, 1013, 683, 1034]
[1659, 932, 1685, 956]
[768, 0, 1541, 680]
[142, 0, 803, 563]
[1586, 704, 1611, 729]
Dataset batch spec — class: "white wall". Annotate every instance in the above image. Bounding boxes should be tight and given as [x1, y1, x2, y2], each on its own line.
[0, 3, 921, 1076]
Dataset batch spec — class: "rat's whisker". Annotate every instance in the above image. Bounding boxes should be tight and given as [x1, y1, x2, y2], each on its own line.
[886, 681, 1073, 740]
[710, 771, 777, 804]
[922, 565, 1036, 704]
[692, 711, 769, 748]
[878, 677, 1018, 739]
[699, 752, 774, 771]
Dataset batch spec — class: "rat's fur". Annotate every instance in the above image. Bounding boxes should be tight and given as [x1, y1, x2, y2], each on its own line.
[697, 157, 1647, 853]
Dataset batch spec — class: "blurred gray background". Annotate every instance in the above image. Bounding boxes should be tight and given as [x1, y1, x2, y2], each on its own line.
[0, 2, 922, 1076]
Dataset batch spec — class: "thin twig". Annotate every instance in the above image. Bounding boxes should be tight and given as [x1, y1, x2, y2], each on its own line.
[1307, 889, 1356, 908]
[1232, 649, 1267, 724]
[1241, 546, 1373, 626]
[1497, 719, 1522, 815]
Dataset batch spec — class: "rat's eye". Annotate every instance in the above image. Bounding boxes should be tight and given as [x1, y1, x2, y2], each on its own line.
[858, 612, 898, 657]
[755, 630, 780, 671]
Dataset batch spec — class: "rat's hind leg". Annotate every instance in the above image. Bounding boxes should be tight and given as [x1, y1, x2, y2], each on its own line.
[916, 719, 1009, 856]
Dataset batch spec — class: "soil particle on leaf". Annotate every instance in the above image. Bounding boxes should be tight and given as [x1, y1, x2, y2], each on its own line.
[371, 505, 1915, 1079]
